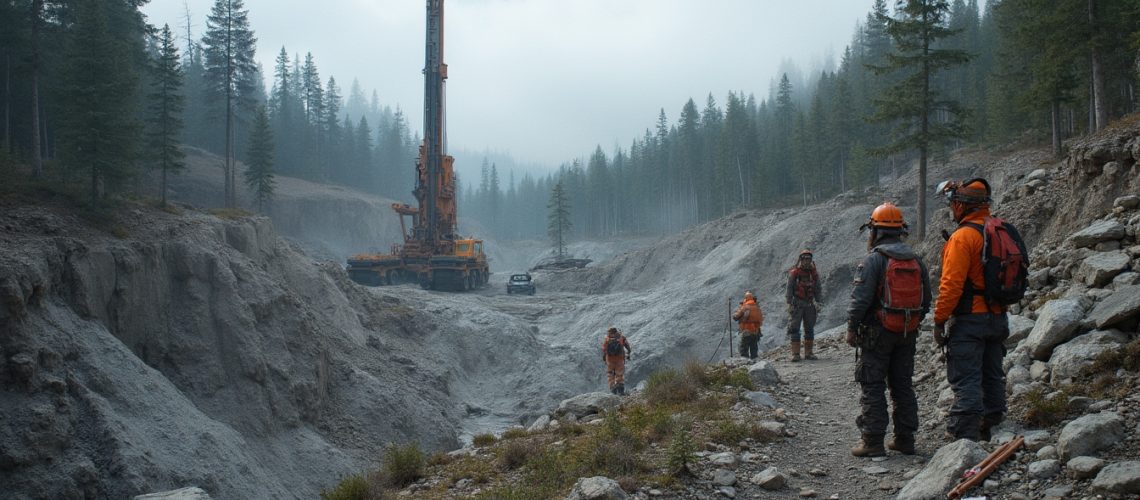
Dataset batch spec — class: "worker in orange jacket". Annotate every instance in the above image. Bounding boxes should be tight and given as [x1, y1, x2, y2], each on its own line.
[933, 178, 1010, 441]
[602, 327, 632, 395]
[733, 291, 764, 359]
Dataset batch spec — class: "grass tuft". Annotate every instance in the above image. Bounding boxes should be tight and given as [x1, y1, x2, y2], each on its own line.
[472, 432, 496, 447]
[381, 442, 424, 488]
[501, 427, 529, 440]
[644, 368, 699, 406]
[1017, 387, 1069, 427]
[319, 474, 371, 500]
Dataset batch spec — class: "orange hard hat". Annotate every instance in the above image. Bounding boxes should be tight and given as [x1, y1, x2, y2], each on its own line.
[870, 202, 906, 228]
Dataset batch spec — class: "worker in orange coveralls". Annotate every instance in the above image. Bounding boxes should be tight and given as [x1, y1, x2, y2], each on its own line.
[602, 327, 632, 395]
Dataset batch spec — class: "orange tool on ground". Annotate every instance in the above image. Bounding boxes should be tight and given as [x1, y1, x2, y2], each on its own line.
[947, 435, 1025, 499]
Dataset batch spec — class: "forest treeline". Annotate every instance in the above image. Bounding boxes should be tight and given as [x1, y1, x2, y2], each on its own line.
[0, 0, 418, 207]
[1, 0, 1138, 243]
[461, 0, 1140, 242]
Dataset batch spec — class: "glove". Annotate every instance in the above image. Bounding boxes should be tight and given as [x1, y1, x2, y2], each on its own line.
[813, 300, 823, 310]
[845, 329, 858, 347]
[626, 354, 631, 361]
[786, 304, 794, 315]
[933, 322, 948, 347]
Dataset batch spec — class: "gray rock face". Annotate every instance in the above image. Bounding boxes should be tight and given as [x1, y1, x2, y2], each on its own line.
[528, 415, 551, 432]
[1058, 412, 1127, 460]
[750, 467, 786, 490]
[1027, 459, 1061, 479]
[1025, 299, 1087, 360]
[1067, 456, 1106, 480]
[134, 488, 212, 500]
[1069, 220, 1127, 248]
[744, 391, 779, 408]
[1113, 271, 1140, 288]
[1092, 461, 1140, 494]
[747, 361, 781, 387]
[1089, 284, 1140, 329]
[566, 476, 629, 500]
[1028, 268, 1052, 289]
[1076, 251, 1131, 287]
[1048, 330, 1128, 383]
[556, 393, 622, 419]
[897, 439, 988, 500]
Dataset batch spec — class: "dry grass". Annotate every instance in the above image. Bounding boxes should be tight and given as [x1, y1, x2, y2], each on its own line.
[1015, 387, 1069, 427]
[471, 433, 496, 447]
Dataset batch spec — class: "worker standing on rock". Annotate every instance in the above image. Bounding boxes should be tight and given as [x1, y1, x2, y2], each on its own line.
[845, 202, 931, 457]
[602, 327, 632, 395]
[786, 249, 822, 361]
[733, 291, 764, 359]
[933, 178, 1016, 442]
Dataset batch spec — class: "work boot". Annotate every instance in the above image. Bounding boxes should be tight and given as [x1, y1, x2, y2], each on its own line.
[851, 434, 886, 457]
[804, 340, 817, 360]
[617, 384, 625, 396]
[887, 434, 916, 455]
[790, 342, 802, 362]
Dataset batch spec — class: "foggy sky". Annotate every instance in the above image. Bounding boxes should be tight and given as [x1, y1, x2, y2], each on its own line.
[143, 0, 877, 168]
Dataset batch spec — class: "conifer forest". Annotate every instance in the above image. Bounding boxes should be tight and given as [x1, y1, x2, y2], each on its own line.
[1, 0, 1138, 242]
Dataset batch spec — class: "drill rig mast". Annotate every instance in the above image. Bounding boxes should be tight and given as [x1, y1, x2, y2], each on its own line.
[346, 0, 489, 291]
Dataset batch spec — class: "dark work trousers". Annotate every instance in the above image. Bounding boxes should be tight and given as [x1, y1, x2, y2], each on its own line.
[855, 328, 919, 437]
[787, 300, 817, 342]
[946, 313, 1009, 439]
[739, 332, 760, 359]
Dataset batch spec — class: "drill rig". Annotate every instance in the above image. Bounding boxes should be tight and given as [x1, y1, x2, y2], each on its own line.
[346, 0, 489, 291]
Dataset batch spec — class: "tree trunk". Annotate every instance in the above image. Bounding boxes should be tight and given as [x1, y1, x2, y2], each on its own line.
[1089, 0, 1108, 130]
[735, 156, 745, 208]
[29, 0, 43, 178]
[3, 54, 9, 153]
[1051, 100, 1062, 157]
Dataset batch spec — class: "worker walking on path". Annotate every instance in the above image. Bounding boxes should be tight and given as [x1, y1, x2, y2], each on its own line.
[786, 249, 822, 361]
[733, 291, 764, 359]
[846, 202, 931, 457]
[602, 327, 632, 395]
[933, 178, 1025, 441]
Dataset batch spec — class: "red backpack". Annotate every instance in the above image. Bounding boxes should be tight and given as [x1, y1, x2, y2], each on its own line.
[962, 217, 1029, 307]
[875, 252, 925, 334]
[791, 266, 818, 300]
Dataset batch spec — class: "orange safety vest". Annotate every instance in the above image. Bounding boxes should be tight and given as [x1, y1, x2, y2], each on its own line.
[735, 299, 763, 333]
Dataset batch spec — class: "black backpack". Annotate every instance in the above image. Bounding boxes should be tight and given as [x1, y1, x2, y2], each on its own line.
[606, 337, 624, 356]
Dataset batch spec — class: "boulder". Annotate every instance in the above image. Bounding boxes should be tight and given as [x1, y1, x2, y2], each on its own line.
[134, 488, 212, 500]
[1113, 271, 1140, 288]
[1067, 456, 1106, 480]
[1028, 268, 1052, 289]
[747, 361, 781, 387]
[1036, 445, 1057, 460]
[1115, 195, 1140, 210]
[758, 421, 786, 436]
[1069, 220, 1126, 248]
[712, 469, 737, 486]
[750, 467, 786, 490]
[1030, 361, 1050, 381]
[708, 452, 738, 467]
[556, 393, 622, 419]
[1006, 314, 1035, 348]
[1048, 330, 1128, 383]
[744, 391, 779, 408]
[1027, 169, 1050, 182]
[1006, 365, 1031, 389]
[566, 476, 629, 500]
[528, 414, 551, 432]
[1027, 459, 1061, 480]
[1089, 284, 1140, 329]
[1023, 430, 1051, 452]
[1058, 412, 1127, 460]
[1025, 299, 1086, 360]
[897, 439, 987, 500]
[1091, 461, 1140, 494]
[1076, 251, 1131, 287]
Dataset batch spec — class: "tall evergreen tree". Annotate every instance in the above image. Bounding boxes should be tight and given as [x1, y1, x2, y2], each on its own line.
[147, 24, 186, 206]
[547, 180, 572, 259]
[202, 0, 258, 208]
[245, 105, 274, 212]
[57, 0, 140, 203]
[870, 0, 970, 240]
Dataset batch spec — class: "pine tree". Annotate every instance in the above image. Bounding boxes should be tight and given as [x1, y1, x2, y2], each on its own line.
[869, 0, 970, 241]
[202, 0, 258, 208]
[147, 24, 186, 207]
[547, 180, 572, 259]
[245, 105, 275, 212]
[324, 75, 343, 181]
[57, 0, 140, 203]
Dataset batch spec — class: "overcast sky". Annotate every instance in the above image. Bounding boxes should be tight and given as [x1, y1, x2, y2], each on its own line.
[142, 0, 877, 168]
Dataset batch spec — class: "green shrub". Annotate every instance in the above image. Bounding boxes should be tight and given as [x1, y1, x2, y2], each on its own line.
[683, 361, 710, 386]
[626, 404, 674, 442]
[497, 439, 539, 471]
[472, 433, 496, 447]
[1018, 387, 1069, 427]
[319, 474, 370, 500]
[665, 425, 695, 476]
[382, 442, 424, 488]
[501, 427, 529, 440]
[426, 451, 451, 467]
[644, 368, 699, 406]
[706, 367, 754, 390]
[448, 456, 493, 485]
[708, 420, 780, 445]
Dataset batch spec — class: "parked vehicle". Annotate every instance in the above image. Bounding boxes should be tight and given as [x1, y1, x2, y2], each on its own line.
[506, 274, 536, 295]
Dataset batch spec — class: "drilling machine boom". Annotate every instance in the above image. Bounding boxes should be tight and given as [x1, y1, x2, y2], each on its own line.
[345, 0, 489, 291]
